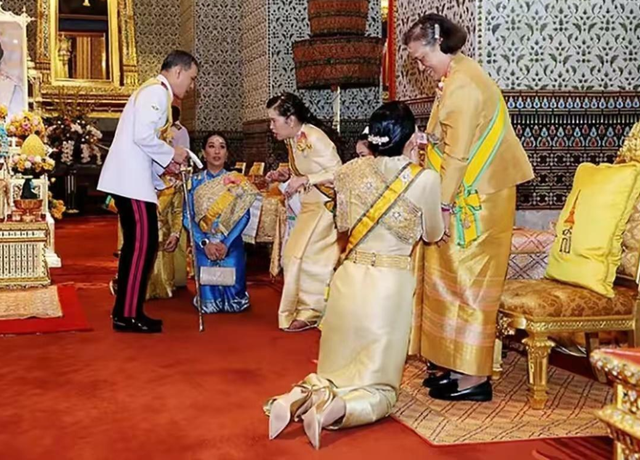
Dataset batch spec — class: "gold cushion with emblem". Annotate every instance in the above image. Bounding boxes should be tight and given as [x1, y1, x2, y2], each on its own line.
[502, 279, 636, 318]
[545, 163, 640, 298]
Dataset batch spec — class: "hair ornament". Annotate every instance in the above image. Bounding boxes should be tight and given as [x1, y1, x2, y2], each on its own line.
[368, 134, 390, 146]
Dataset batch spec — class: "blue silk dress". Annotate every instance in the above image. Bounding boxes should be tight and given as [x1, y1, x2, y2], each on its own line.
[184, 169, 250, 313]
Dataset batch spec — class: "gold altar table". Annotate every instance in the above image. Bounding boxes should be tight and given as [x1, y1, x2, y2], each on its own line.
[0, 222, 51, 289]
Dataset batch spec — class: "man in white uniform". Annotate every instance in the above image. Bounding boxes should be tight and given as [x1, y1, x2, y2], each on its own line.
[98, 50, 197, 333]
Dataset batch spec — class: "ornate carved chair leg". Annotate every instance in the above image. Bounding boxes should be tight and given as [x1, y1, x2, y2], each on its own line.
[492, 338, 503, 381]
[585, 332, 607, 383]
[523, 332, 555, 410]
[493, 313, 515, 380]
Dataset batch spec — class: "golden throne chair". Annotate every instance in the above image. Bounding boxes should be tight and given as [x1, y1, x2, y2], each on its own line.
[495, 122, 640, 409]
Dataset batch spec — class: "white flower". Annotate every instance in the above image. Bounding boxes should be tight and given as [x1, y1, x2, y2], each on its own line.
[62, 140, 74, 165]
[24, 161, 32, 168]
[34, 156, 42, 163]
[12, 155, 19, 163]
[20, 154, 27, 160]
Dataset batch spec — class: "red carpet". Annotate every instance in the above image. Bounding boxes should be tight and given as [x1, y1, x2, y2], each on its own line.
[0, 284, 91, 336]
[0, 216, 613, 459]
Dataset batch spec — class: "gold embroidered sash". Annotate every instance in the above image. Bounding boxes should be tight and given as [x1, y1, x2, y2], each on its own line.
[345, 162, 423, 258]
[194, 172, 259, 235]
[286, 140, 336, 213]
[134, 78, 174, 143]
[427, 96, 507, 247]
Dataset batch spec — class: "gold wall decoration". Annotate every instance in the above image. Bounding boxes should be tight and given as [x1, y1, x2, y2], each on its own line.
[35, 0, 139, 117]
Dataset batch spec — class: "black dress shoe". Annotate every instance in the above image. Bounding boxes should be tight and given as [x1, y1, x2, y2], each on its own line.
[112, 316, 162, 333]
[138, 313, 163, 327]
[429, 380, 492, 402]
[422, 371, 454, 388]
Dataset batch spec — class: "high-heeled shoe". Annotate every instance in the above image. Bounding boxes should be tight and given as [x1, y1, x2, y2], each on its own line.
[268, 387, 310, 440]
[301, 396, 346, 450]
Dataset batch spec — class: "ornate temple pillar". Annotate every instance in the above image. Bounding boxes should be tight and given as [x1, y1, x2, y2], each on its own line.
[242, 0, 383, 170]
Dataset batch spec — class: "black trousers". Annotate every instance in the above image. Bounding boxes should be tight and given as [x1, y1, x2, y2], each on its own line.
[112, 195, 158, 318]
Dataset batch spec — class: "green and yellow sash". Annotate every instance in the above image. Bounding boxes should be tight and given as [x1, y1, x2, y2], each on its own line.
[345, 162, 423, 258]
[427, 97, 507, 247]
[286, 140, 336, 213]
[134, 77, 173, 143]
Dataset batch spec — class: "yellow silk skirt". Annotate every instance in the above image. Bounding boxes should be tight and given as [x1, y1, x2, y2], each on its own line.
[419, 186, 515, 376]
[278, 201, 339, 329]
[268, 259, 415, 428]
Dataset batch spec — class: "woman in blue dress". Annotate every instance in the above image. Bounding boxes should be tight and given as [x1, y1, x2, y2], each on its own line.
[184, 132, 259, 313]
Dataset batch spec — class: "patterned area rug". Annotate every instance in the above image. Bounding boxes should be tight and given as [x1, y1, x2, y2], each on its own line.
[392, 353, 611, 445]
[0, 286, 62, 320]
[0, 285, 91, 335]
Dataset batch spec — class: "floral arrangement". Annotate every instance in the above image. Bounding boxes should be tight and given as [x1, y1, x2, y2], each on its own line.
[6, 111, 46, 140]
[0, 104, 7, 121]
[10, 153, 56, 178]
[48, 191, 66, 220]
[45, 116, 104, 166]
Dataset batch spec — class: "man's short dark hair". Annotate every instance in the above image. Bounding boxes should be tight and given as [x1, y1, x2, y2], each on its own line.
[161, 50, 199, 72]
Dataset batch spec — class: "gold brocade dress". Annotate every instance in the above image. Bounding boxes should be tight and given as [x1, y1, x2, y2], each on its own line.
[146, 180, 184, 300]
[415, 53, 535, 376]
[278, 124, 342, 329]
[267, 156, 444, 428]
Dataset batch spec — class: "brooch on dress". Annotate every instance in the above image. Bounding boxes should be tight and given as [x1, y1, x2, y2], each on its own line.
[295, 131, 312, 156]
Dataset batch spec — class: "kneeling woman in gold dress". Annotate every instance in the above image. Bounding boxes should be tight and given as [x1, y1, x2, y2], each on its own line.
[265, 93, 342, 332]
[266, 102, 444, 449]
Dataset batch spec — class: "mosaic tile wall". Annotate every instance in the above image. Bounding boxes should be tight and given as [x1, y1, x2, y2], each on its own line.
[481, 0, 640, 91]
[408, 91, 640, 210]
[193, 0, 242, 133]
[134, 0, 180, 83]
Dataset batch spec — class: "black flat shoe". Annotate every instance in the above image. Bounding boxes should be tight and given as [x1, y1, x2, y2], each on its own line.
[113, 316, 162, 334]
[422, 371, 454, 388]
[429, 380, 492, 402]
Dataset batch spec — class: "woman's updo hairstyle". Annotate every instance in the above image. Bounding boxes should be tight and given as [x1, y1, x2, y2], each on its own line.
[402, 13, 467, 54]
[266, 92, 343, 154]
[366, 102, 416, 158]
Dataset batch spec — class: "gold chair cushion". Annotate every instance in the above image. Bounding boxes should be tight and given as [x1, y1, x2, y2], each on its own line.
[501, 279, 636, 318]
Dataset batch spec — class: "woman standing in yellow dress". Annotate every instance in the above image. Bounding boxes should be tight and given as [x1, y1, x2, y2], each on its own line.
[265, 92, 342, 332]
[145, 171, 183, 299]
[266, 102, 444, 449]
[404, 13, 534, 401]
